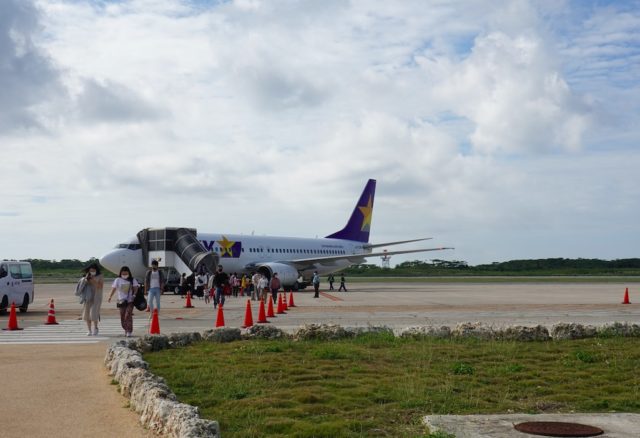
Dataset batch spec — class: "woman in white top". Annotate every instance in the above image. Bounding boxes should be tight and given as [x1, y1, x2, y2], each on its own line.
[81, 262, 104, 336]
[108, 266, 139, 337]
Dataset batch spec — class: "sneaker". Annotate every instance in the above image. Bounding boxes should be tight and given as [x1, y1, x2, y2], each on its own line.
[86, 331, 92, 336]
[93, 328, 99, 336]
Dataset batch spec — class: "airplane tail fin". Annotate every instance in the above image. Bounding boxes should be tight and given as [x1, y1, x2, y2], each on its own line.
[325, 179, 376, 243]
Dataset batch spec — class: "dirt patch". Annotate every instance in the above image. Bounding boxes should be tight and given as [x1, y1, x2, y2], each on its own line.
[0, 343, 153, 438]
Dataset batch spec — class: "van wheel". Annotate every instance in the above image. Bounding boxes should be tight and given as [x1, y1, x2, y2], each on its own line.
[0, 295, 8, 314]
[19, 294, 29, 313]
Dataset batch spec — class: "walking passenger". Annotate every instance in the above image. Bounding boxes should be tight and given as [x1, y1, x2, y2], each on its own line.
[108, 266, 138, 337]
[81, 262, 104, 336]
[328, 274, 335, 291]
[240, 274, 249, 297]
[258, 274, 269, 302]
[312, 271, 320, 298]
[145, 260, 165, 314]
[213, 265, 229, 308]
[195, 270, 207, 298]
[232, 273, 240, 297]
[251, 272, 261, 301]
[179, 273, 187, 297]
[339, 274, 347, 292]
[270, 273, 281, 304]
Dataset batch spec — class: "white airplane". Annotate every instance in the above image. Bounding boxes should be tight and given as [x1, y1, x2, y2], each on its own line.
[100, 179, 452, 290]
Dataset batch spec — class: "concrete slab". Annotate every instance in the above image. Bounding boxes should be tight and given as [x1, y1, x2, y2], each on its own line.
[424, 413, 640, 437]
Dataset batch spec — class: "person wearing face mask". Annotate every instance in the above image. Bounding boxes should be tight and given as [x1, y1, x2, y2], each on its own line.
[81, 262, 104, 336]
[144, 260, 165, 314]
[213, 265, 229, 308]
[108, 266, 139, 337]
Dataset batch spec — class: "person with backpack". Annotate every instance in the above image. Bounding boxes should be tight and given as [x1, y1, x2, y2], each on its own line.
[144, 260, 165, 314]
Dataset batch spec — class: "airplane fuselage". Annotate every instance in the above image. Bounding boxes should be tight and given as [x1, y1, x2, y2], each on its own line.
[102, 233, 370, 282]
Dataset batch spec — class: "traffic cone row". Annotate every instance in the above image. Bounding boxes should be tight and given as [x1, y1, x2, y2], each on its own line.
[212, 290, 298, 329]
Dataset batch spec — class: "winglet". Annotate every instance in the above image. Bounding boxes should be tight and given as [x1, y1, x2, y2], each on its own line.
[325, 179, 376, 243]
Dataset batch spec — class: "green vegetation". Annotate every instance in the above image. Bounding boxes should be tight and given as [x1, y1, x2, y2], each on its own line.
[344, 258, 640, 277]
[145, 334, 640, 438]
[19, 257, 640, 283]
[23, 258, 103, 282]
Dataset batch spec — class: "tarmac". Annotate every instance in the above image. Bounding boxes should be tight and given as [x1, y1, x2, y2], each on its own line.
[1, 280, 639, 436]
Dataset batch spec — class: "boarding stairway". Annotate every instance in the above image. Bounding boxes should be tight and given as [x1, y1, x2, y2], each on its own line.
[136, 227, 218, 274]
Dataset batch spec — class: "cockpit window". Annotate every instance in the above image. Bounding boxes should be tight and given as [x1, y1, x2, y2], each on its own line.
[115, 243, 141, 250]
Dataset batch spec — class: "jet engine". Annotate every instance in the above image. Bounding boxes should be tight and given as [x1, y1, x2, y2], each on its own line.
[256, 263, 300, 290]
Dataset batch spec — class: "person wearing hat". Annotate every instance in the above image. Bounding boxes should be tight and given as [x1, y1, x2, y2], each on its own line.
[145, 260, 165, 314]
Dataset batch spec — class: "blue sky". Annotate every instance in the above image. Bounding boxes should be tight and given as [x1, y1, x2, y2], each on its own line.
[1, 0, 639, 265]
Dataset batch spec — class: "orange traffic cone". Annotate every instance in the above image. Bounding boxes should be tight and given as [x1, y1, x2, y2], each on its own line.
[184, 292, 194, 308]
[288, 291, 296, 307]
[242, 299, 254, 328]
[257, 299, 268, 323]
[44, 299, 59, 325]
[215, 305, 225, 328]
[282, 292, 288, 311]
[277, 294, 286, 314]
[267, 296, 276, 318]
[622, 287, 631, 304]
[149, 309, 160, 334]
[3, 302, 23, 331]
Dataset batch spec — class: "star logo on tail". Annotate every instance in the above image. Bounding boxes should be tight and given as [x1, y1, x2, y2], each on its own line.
[217, 236, 236, 257]
[358, 196, 373, 232]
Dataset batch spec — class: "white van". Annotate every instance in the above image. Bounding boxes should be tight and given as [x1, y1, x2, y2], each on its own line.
[0, 261, 34, 314]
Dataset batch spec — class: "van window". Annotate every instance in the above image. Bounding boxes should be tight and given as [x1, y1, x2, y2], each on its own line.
[20, 264, 33, 279]
[0, 264, 7, 278]
[10, 264, 21, 279]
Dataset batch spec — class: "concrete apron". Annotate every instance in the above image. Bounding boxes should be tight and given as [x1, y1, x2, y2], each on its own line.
[424, 413, 640, 438]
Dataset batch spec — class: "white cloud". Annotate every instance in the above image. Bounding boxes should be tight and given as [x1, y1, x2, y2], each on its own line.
[0, 0, 637, 265]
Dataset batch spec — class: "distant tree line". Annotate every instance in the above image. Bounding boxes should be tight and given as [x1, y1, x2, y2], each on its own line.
[20, 257, 640, 277]
[25, 258, 102, 272]
[343, 258, 640, 276]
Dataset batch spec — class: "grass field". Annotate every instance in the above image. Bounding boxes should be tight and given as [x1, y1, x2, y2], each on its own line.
[145, 334, 640, 437]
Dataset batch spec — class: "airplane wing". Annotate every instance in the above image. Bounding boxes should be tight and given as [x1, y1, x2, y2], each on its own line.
[245, 247, 454, 271]
[363, 238, 432, 249]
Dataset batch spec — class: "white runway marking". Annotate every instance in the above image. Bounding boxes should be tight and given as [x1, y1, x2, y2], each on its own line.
[0, 319, 134, 345]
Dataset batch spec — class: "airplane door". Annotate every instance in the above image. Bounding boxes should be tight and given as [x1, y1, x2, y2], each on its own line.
[259, 245, 266, 261]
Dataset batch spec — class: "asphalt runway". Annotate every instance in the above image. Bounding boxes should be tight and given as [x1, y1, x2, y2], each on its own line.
[3, 281, 639, 340]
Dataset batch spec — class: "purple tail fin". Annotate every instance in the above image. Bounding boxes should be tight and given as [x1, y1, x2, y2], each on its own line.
[325, 179, 376, 243]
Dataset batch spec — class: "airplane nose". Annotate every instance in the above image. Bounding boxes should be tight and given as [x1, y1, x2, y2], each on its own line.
[100, 250, 122, 275]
